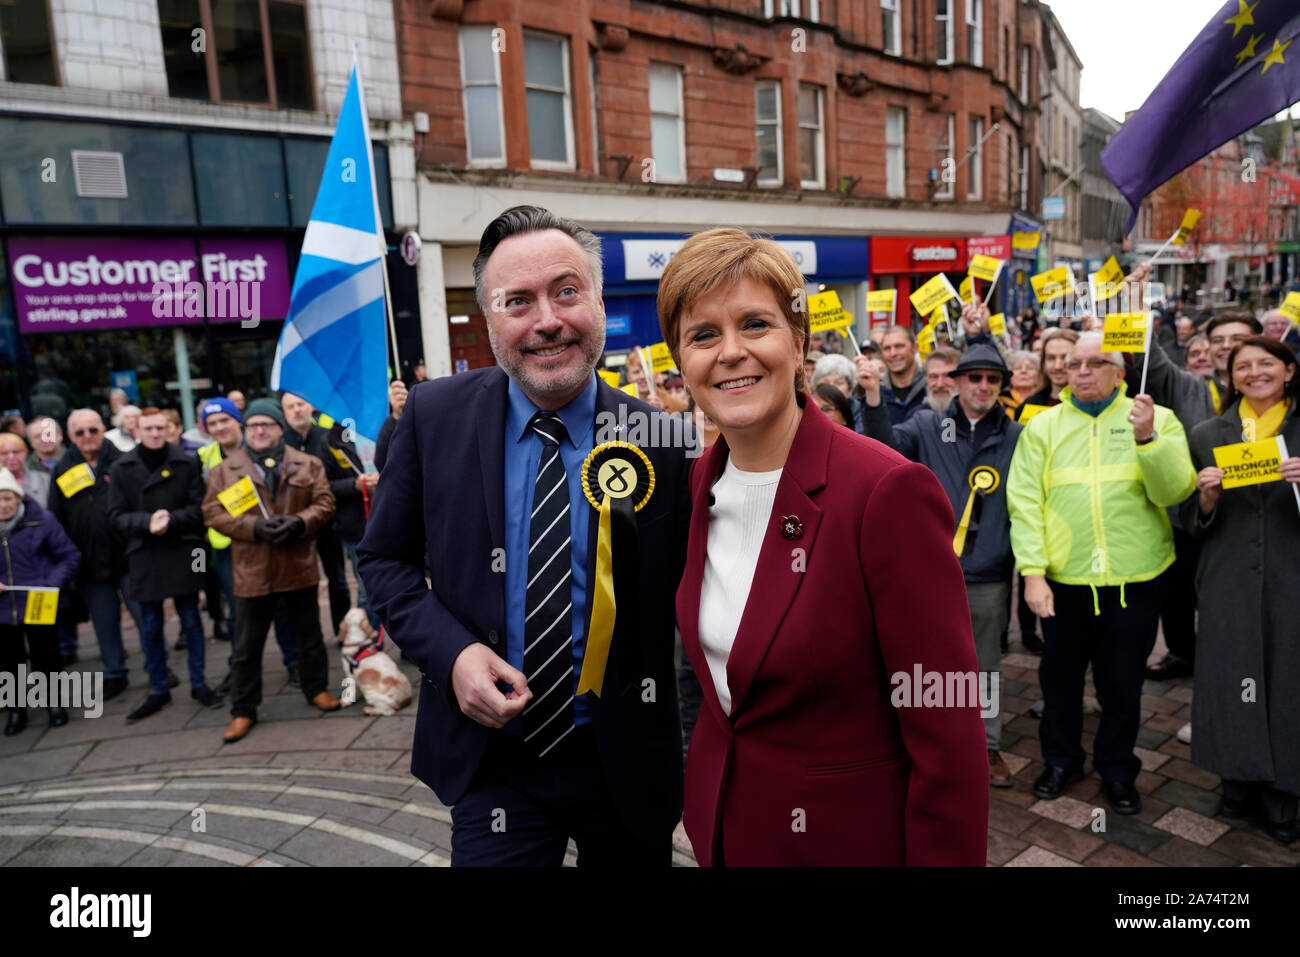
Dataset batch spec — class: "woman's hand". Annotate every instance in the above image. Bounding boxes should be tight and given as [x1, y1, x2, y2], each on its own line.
[1024, 574, 1055, 619]
[1280, 456, 1300, 484]
[1196, 466, 1224, 514]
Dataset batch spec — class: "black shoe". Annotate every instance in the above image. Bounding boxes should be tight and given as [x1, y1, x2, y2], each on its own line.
[167, 669, 180, 689]
[286, 666, 300, 687]
[1022, 633, 1044, 653]
[174, 633, 187, 650]
[1144, 653, 1192, 681]
[102, 677, 129, 702]
[1102, 779, 1141, 815]
[1216, 796, 1253, 820]
[191, 684, 223, 709]
[126, 692, 172, 723]
[216, 673, 232, 695]
[60, 651, 78, 667]
[1260, 819, 1300, 846]
[48, 706, 69, 728]
[4, 709, 26, 736]
[213, 622, 231, 642]
[1032, 765, 1085, 799]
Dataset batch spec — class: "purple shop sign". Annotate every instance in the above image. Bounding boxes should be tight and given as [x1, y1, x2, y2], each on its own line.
[9, 236, 291, 333]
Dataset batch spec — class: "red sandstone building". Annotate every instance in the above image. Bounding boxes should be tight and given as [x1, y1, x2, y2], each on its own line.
[396, 0, 1058, 372]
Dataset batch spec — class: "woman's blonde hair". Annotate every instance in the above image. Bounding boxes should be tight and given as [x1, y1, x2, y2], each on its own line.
[657, 228, 810, 392]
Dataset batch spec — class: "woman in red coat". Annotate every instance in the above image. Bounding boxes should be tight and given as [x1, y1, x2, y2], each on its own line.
[658, 229, 988, 865]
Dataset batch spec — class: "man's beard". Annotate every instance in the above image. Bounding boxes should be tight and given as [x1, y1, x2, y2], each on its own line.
[487, 319, 606, 403]
[927, 390, 954, 412]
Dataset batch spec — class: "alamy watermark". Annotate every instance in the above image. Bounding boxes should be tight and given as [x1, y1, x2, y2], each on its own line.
[889, 666, 1000, 719]
[0, 666, 103, 718]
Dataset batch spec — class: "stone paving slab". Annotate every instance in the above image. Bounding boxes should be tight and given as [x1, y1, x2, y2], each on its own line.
[0, 743, 95, 785]
[216, 715, 371, 755]
[74, 728, 225, 773]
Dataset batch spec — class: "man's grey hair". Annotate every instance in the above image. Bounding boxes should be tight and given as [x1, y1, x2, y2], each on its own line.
[1071, 331, 1122, 367]
[472, 205, 604, 315]
[811, 353, 855, 388]
[67, 408, 104, 427]
[1007, 350, 1039, 370]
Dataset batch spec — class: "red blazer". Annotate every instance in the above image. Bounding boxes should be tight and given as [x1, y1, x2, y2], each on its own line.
[678, 398, 989, 866]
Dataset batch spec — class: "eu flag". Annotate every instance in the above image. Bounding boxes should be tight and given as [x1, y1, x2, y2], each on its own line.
[1103, 1, 1300, 233]
[271, 53, 389, 441]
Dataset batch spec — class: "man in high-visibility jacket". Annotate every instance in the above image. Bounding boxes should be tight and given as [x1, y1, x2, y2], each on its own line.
[1008, 332, 1196, 817]
[198, 397, 300, 694]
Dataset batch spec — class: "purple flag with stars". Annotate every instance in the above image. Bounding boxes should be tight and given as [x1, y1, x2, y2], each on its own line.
[1103, 0, 1300, 234]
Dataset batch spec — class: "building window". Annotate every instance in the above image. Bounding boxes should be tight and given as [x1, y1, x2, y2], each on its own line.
[524, 31, 574, 169]
[460, 26, 505, 166]
[0, 0, 57, 85]
[968, 116, 983, 200]
[936, 0, 953, 65]
[798, 84, 824, 189]
[886, 107, 906, 198]
[1019, 143, 1030, 209]
[589, 52, 599, 170]
[966, 0, 982, 67]
[882, 0, 900, 55]
[1003, 26, 1010, 80]
[936, 113, 954, 200]
[755, 79, 783, 187]
[764, 0, 818, 19]
[1005, 132, 1014, 201]
[157, 0, 312, 109]
[649, 63, 684, 183]
[1020, 45, 1031, 101]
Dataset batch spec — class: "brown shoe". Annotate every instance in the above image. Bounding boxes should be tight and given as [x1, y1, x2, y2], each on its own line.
[311, 691, 341, 712]
[222, 716, 256, 743]
[989, 749, 1013, 788]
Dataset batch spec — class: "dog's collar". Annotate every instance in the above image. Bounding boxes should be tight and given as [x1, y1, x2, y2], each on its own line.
[343, 632, 383, 669]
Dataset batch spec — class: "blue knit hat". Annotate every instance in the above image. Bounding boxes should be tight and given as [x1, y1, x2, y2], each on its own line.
[200, 397, 242, 426]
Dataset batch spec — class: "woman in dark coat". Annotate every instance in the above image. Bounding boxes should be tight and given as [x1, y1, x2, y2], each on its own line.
[0, 468, 81, 735]
[1181, 336, 1300, 845]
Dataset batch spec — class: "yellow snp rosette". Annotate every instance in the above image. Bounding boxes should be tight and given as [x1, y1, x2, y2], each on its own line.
[953, 466, 1000, 557]
[577, 442, 656, 697]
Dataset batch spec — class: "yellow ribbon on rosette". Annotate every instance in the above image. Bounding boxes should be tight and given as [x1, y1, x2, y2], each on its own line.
[953, 465, 1000, 557]
[577, 441, 655, 697]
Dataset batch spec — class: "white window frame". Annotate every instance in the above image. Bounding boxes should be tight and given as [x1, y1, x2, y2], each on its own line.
[755, 79, 783, 188]
[936, 113, 954, 200]
[886, 107, 906, 198]
[523, 30, 575, 171]
[966, 0, 982, 67]
[882, 0, 901, 56]
[764, 0, 817, 18]
[459, 26, 506, 168]
[968, 116, 983, 200]
[936, 0, 954, 65]
[798, 83, 824, 189]
[649, 62, 685, 184]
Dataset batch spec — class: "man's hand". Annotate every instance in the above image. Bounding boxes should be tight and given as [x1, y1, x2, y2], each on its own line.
[855, 354, 881, 406]
[353, 472, 379, 494]
[148, 509, 170, 535]
[1196, 465, 1224, 514]
[267, 515, 305, 543]
[389, 380, 408, 419]
[1024, 574, 1055, 619]
[1279, 456, 1300, 484]
[450, 643, 532, 728]
[646, 394, 665, 411]
[253, 516, 277, 541]
[1128, 393, 1155, 442]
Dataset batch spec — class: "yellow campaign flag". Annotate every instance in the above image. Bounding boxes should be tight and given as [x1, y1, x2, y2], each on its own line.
[597, 369, 621, 388]
[1090, 272, 1124, 302]
[1101, 312, 1149, 353]
[1213, 438, 1285, 489]
[217, 476, 260, 517]
[328, 446, 354, 471]
[1171, 208, 1202, 246]
[24, 588, 59, 625]
[1280, 292, 1300, 322]
[969, 254, 1003, 283]
[958, 276, 973, 304]
[866, 288, 896, 313]
[1031, 266, 1074, 304]
[909, 273, 959, 316]
[646, 342, 676, 373]
[620, 382, 639, 396]
[917, 323, 937, 358]
[1096, 256, 1125, 287]
[808, 290, 853, 332]
[55, 463, 95, 499]
[988, 312, 1007, 336]
[1018, 403, 1051, 423]
[1012, 230, 1040, 251]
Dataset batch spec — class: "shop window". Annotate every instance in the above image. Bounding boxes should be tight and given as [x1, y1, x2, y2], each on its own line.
[755, 79, 782, 187]
[192, 132, 289, 226]
[0, 118, 196, 225]
[284, 137, 392, 230]
[156, 0, 313, 110]
[459, 26, 505, 166]
[524, 31, 574, 169]
[0, 0, 57, 85]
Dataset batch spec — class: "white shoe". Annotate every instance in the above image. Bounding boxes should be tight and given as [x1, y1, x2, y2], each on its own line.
[1176, 721, 1192, 744]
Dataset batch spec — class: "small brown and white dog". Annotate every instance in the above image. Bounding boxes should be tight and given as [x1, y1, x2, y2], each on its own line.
[337, 608, 412, 715]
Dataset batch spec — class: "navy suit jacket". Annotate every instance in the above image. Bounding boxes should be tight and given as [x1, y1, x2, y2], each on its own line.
[358, 367, 690, 844]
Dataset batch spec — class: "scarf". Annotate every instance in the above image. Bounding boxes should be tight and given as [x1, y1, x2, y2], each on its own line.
[1069, 389, 1120, 418]
[252, 440, 287, 498]
[137, 443, 169, 472]
[1240, 396, 1291, 440]
[0, 502, 26, 538]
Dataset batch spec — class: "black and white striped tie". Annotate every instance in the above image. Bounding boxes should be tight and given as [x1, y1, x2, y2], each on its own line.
[521, 412, 576, 758]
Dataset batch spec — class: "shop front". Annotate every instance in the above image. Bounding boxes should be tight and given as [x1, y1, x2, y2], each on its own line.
[868, 235, 968, 329]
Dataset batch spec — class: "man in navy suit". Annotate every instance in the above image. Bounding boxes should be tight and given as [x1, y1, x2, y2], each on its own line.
[358, 206, 691, 866]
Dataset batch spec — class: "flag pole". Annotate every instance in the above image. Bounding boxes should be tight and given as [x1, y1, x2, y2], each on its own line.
[353, 43, 403, 381]
[1138, 309, 1153, 395]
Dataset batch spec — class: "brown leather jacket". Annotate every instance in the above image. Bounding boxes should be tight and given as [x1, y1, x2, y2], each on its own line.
[202, 444, 336, 598]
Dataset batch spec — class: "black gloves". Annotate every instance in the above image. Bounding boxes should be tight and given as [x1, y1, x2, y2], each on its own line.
[253, 515, 306, 544]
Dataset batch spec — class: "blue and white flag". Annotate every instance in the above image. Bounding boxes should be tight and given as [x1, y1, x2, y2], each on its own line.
[272, 53, 389, 441]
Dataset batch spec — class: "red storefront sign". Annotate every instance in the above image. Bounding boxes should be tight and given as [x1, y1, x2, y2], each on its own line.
[869, 236, 967, 274]
[966, 235, 1012, 263]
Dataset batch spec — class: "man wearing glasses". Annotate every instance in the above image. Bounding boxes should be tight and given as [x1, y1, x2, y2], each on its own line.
[49, 410, 141, 701]
[1008, 333, 1195, 816]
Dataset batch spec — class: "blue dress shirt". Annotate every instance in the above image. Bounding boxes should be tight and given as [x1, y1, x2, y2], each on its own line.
[503, 374, 596, 728]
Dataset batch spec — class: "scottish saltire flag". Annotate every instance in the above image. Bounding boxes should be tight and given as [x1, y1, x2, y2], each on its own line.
[1103, 0, 1300, 233]
[271, 54, 388, 441]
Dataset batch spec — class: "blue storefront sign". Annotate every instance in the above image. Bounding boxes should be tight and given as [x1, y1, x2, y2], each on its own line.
[597, 233, 870, 352]
[1005, 215, 1044, 323]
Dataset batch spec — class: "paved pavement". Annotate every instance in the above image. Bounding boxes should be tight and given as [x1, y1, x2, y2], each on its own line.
[1, 581, 1295, 867]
